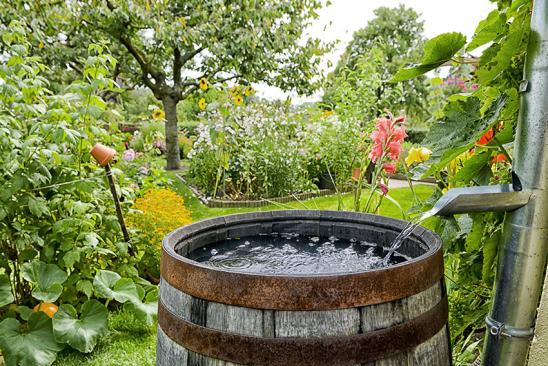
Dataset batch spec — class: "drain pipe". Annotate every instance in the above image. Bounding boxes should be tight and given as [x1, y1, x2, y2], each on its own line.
[482, 1, 548, 364]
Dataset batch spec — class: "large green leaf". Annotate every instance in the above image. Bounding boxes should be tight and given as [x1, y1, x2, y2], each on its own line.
[423, 95, 507, 176]
[93, 270, 139, 303]
[0, 274, 14, 307]
[0, 312, 63, 366]
[466, 9, 507, 52]
[52, 300, 107, 353]
[123, 287, 158, 326]
[452, 151, 493, 185]
[391, 32, 466, 82]
[21, 261, 67, 302]
[477, 9, 529, 84]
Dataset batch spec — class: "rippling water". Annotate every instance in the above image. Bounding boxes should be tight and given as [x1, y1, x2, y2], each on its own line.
[187, 233, 408, 275]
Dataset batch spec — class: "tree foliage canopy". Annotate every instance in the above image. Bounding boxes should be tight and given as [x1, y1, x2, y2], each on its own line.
[4, 0, 329, 169]
[323, 5, 428, 120]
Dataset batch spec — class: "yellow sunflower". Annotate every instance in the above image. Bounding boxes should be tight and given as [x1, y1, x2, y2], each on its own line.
[234, 95, 244, 106]
[152, 109, 165, 120]
[229, 86, 241, 97]
[198, 98, 206, 110]
[199, 78, 208, 91]
[244, 85, 255, 96]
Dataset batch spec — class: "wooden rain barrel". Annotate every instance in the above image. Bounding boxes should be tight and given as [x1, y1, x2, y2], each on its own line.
[157, 210, 451, 365]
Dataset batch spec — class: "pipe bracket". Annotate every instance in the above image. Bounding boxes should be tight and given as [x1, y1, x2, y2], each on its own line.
[485, 316, 534, 339]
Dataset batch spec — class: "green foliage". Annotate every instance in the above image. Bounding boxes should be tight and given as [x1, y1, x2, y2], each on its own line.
[7, 0, 331, 170]
[325, 5, 428, 120]
[0, 313, 64, 366]
[0, 23, 156, 365]
[391, 32, 467, 82]
[392, 0, 531, 360]
[52, 301, 108, 353]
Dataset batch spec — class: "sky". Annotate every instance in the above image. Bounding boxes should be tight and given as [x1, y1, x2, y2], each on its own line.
[256, 0, 496, 103]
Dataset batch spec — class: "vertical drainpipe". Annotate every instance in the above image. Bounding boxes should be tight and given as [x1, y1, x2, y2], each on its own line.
[482, 0, 548, 364]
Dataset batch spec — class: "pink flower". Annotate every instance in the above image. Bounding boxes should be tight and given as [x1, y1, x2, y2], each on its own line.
[387, 141, 402, 160]
[122, 149, 136, 161]
[383, 163, 397, 174]
[368, 114, 407, 163]
[379, 183, 389, 196]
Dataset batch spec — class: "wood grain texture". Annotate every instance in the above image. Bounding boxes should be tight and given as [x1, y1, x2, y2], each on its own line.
[158, 280, 450, 365]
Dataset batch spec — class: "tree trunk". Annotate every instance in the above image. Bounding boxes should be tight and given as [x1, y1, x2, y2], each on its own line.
[162, 96, 181, 170]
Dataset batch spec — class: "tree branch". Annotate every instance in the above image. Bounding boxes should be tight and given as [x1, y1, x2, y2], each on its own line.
[173, 47, 182, 86]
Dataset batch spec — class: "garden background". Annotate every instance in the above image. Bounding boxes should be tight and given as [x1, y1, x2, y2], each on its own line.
[0, 0, 529, 365]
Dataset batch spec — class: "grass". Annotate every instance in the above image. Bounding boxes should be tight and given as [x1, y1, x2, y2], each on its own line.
[55, 176, 436, 365]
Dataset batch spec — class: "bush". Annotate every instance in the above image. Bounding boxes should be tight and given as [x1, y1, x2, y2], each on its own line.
[128, 189, 192, 280]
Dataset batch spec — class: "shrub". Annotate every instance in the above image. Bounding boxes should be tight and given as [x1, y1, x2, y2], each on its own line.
[128, 189, 192, 280]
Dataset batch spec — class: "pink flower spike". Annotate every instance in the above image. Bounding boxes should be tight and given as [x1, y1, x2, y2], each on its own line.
[383, 162, 397, 174]
[379, 183, 389, 196]
[369, 143, 383, 163]
[387, 141, 402, 160]
[392, 126, 407, 142]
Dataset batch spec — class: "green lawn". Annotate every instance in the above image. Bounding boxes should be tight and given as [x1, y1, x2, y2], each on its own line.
[55, 177, 436, 365]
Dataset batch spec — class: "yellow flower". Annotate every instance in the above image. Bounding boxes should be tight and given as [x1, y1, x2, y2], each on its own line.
[198, 98, 206, 110]
[234, 95, 244, 106]
[405, 147, 432, 166]
[38, 41, 44, 49]
[244, 86, 255, 96]
[152, 109, 165, 120]
[199, 78, 208, 91]
[229, 86, 241, 97]
[322, 110, 335, 118]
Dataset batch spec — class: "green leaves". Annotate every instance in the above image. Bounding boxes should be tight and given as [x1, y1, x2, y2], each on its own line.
[93, 271, 158, 325]
[0, 312, 64, 366]
[52, 300, 108, 353]
[477, 7, 529, 84]
[391, 32, 466, 82]
[93, 270, 138, 303]
[422, 94, 507, 177]
[466, 9, 507, 52]
[21, 262, 67, 302]
[0, 274, 14, 307]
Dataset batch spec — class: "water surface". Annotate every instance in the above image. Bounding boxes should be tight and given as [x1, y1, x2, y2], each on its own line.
[188, 233, 408, 275]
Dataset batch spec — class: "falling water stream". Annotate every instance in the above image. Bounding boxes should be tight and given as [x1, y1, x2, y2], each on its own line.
[381, 208, 437, 265]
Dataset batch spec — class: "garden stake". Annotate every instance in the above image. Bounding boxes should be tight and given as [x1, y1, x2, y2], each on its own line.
[90, 143, 135, 257]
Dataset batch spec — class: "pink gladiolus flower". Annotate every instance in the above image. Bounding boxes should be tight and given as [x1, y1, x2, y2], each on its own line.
[368, 114, 407, 163]
[383, 163, 397, 174]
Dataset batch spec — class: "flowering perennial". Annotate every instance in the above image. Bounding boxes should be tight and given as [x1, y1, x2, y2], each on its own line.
[369, 114, 407, 172]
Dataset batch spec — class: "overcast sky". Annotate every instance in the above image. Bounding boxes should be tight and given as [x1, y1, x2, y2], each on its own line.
[256, 0, 495, 103]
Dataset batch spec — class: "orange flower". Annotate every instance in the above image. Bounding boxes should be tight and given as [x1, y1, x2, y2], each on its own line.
[477, 128, 494, 145]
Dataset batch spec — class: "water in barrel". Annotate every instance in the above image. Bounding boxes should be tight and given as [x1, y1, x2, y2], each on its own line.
[188, 232, 410, 274]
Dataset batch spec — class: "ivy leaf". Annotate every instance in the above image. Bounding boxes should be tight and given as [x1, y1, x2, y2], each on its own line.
[0, 312, 63, 366]
[21, 261, 67, 303]
[466, 9, 507, 52]
[391, 32, 466, 82]
[52, 300, 108, 353]
[0, 274, 14, 307]
[93, 271, 139, 303]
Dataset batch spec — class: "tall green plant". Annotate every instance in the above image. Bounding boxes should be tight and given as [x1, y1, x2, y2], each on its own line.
[0, 22, 156, 366]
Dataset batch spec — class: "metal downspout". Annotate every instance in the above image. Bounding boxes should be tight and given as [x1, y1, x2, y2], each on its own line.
[482, 0, 548, 364]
